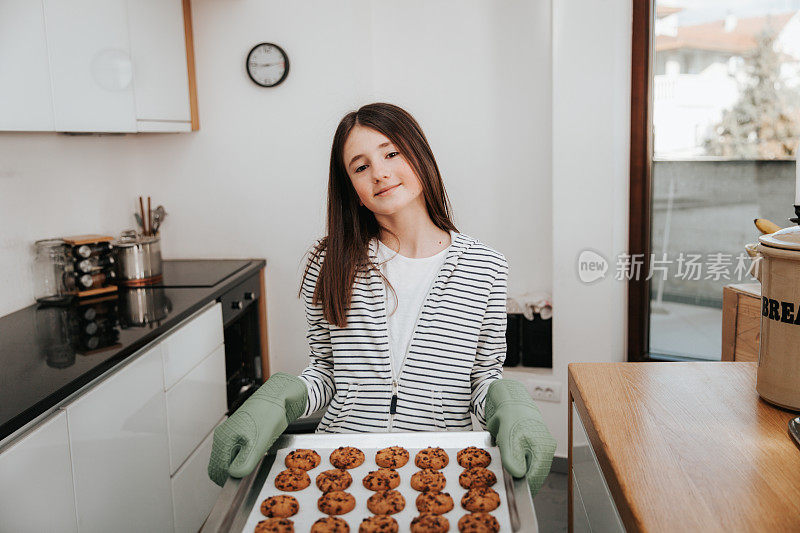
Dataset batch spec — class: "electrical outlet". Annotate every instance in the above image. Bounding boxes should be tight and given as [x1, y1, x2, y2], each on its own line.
[525, 379, 562, 403]
[503, 370, 563, 403]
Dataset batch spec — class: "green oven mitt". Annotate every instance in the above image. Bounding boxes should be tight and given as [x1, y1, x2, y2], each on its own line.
[485, 379, 557, 497]
[207, 373, 308, 487]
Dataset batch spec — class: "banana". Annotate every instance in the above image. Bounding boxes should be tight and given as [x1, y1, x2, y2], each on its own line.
[754, 218, 783, 235]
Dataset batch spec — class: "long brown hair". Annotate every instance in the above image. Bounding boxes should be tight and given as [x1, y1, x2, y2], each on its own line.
[299, 102, 458, 328]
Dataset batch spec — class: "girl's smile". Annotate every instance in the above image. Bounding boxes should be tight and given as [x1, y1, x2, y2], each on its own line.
[375, 184, 401, 197]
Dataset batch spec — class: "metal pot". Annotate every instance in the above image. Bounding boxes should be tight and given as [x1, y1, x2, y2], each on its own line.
[112, 230, 163, 286]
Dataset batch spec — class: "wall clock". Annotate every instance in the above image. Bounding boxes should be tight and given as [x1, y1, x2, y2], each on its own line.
[246, 43, 289, 87]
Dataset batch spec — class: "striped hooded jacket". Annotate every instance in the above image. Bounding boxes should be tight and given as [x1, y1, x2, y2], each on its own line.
[298, 232, 508, 433]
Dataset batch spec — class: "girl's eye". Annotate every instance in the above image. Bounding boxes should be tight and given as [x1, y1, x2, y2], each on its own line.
[354, 164, 368, 173]
[387, 152, 399, 158]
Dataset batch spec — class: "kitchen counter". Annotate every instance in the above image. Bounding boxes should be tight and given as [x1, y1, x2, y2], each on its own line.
[568, 362, 800, 532]
[0, 259, 265, 443]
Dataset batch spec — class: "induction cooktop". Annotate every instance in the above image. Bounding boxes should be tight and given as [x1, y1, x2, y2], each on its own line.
[156, 259, 252, 287]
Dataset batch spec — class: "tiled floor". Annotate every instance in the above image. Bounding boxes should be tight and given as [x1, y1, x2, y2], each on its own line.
[533, 470, 568, 532]
[649, 300, 722, 360]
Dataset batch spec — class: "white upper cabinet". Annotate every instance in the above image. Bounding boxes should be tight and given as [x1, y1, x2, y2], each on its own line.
[0, 1, 55, 131]
[43, 0, 138, 133]
[128, 0, 192, 131]
[0, 0, 196, 133]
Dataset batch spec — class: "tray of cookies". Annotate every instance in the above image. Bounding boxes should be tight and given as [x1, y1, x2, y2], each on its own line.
[202, 431, 536, 533]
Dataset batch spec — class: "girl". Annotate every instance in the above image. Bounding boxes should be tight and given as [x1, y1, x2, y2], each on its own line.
[208, 103, 556, 497]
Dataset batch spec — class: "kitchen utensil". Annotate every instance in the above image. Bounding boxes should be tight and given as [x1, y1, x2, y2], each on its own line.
[147, 196, 152, 236]
[134, 213, 144, 233]
[139, 197, 147, 235]
[152, 205, 166, 235]
[790, 417, 800, 449]
[112, 230, 163, 286]
[753, 225, 800, 410]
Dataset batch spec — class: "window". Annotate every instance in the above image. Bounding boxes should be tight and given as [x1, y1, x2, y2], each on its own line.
[630, 1, 800, 361]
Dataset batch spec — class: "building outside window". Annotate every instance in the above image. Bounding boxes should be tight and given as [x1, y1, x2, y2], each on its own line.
[649, 1, 800, 359]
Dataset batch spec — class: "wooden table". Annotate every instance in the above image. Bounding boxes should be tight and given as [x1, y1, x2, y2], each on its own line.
[568, 362, 800, 532]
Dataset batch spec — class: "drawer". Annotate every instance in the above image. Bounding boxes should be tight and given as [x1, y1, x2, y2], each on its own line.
[171, 421, 223, 533]
[162, 302, 223, 390]
[166, 345, 226, 474]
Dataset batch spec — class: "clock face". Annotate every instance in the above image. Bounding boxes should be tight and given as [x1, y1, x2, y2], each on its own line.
[246, 43, 289, 87]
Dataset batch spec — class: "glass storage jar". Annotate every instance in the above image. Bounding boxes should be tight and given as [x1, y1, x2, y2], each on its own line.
[33, 238, 71, 304]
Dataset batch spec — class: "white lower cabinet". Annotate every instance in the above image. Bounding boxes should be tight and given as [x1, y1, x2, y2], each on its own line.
[0, 411, 78, 533]
[166, 344, 227, 475]
[171, 423, 223, 533]
[0, 302, 227, 533]
[571, 404, 624, 533]
[66, 344, 174, 533]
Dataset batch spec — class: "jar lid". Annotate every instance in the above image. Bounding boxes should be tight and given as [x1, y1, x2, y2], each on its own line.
[112, 230, 159, 248]
[758, 225, 800, 251]
[34, 238, 65, 247]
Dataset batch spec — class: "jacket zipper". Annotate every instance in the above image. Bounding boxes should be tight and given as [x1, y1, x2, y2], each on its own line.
[383, 262, 447, 432]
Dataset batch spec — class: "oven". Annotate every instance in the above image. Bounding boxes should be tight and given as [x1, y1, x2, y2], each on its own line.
[218, 273, 263, 412]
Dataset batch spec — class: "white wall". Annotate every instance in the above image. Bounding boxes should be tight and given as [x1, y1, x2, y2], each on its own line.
[370, 1, 552, 296]
[549, 0, 632, 456]
[0, 0, 554, 397]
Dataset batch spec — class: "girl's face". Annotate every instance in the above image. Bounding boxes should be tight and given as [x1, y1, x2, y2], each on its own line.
[342, 125, 424, 216]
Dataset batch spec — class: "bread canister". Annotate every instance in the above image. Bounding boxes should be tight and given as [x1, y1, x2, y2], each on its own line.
[112, 230, 163, 286]
[753, 226, 800, 411]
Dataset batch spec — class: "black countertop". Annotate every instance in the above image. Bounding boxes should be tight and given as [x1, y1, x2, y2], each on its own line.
[0, 259, 265, 443]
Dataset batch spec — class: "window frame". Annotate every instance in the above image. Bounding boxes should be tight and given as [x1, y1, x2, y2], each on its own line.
[629, 0, 655, 362]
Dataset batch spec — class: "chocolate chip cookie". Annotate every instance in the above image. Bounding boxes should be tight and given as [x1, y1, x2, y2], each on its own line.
[415, 491, 454, 514]
[362, 468, 401, 491]
[316, 469, 353, 492]
[366, 490, 406, 515]
[410, 469, 446, 492]
[457, 512, 500, 532]
[317, 490, 356, 515]
[310, 516, 350, 533]
[414, 447, 449, 470]
[460, 487, 501, 512]
[410, 514, 449, 533]
[284, 448, 321, 471]
[457, 447, 491, 469]
[254, 517, 294, 533]
[329, 446, 365, 469]
[358, 515, 399, 533]
[260, 495, 299, 518]
[458, 467, 497, 489]
[375, 446, 409, 469]
[274, 468, 311, 491]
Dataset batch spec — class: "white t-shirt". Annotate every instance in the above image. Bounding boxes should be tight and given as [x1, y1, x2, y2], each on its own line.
[375, 232, 454, 376]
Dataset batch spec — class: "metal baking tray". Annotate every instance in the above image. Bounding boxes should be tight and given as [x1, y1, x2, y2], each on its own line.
[202, 431, 537, 532]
